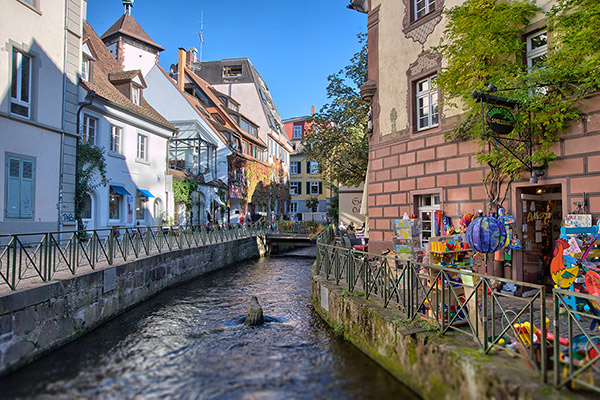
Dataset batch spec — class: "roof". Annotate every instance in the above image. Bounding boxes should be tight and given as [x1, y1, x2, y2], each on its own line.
[108, 70, 141, 82]
[81, 21, 174, 131]
[100, 12, 164, 51]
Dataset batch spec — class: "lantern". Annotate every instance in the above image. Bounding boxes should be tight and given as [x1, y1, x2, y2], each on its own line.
[466, 217, 507, 253]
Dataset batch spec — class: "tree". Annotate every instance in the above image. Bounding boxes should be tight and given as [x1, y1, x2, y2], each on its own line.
[326, 185, 340, 225]
[305, 196, 320, 221]
[302, 33, 369, 187]
[435, 0, 600, 210]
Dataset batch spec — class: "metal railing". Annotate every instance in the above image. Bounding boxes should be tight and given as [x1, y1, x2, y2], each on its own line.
[315, 241, 600, 392]
[0, 221, 290, 292]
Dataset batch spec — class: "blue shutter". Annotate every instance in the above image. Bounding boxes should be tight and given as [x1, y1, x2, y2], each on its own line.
[20, 160, 33, 217]
[298, 182, 302, 195]
[306, 182, 310, 194]
[297, 162, 301, 174]
[6, 158, 20, 218]
[318, 181, 323, 195]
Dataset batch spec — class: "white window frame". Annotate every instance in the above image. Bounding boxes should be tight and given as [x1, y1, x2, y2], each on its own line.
[82, 59, 90, 82]
[414, 0, 435, 21]
[290, 181, 299, 195]
[110, 125, 122, 154]
[290, 201, 298, 214]
[82, 115, 97, 145]
[309, 161, 319, 175]
[131, 85, 141, 105]
[11, 49, 32, 119]
[526, 31, 548, 71]
[290, 161, 299, 175]
[6, 155, 34, 219]
[310, 181, 320, 195]
[416, 193, 441, 248]
[293, 125, 302, 139]
[416, 75, 439, 131]
[137, 133, 148, 160]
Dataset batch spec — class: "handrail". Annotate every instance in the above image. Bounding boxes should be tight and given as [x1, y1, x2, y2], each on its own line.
[0, 221, 319, 292]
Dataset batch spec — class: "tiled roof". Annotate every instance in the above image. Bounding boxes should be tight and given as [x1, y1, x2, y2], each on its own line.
[100, 12, 164, 51]
[81, 21, 174, 131]
[108, 70, 141, 82]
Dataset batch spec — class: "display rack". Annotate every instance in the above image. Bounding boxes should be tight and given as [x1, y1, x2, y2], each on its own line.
[428, 234, 473, 268]
[392, 219, 422, 263]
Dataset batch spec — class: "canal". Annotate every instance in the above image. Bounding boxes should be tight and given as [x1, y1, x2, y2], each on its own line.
[1, 255, 417, 399]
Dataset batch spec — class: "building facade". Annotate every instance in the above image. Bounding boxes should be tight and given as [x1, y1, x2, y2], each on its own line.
[79, 19, 175, 230]
[0, 0, 83, 234]
[356, 0, 600, 285]
[283, 115, 332, 221]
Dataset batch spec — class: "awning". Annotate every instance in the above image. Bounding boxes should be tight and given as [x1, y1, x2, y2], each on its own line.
[138, 189, 155, 198]
[214, 196, 226, 206]
[110, 185, 131, 196]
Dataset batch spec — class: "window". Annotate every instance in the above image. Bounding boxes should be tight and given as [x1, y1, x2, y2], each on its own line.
[6, 156, 34, 218]
[223, 65, 242, 77]
[82, 115, 97, 144]
[414, 0, 435, 20]
[110, 125, 122, 154]
[136, 191, 145, 220]
[109, 188, 121, 220]
[240, 119, 249, 132]
[293, 125, 303, 139]
[248, 125, 258, 137]
[290, 161, 300, 174]
[309, 181, 322, 195]
[526, 31, 547, 71]
[290, 202, 298, 214]
[290, 181, 300, 195]
[81, 194, 92, 220]
[11, 50, 32, 118]
[82, 59, 91, 82]
[131, 86, 141, 105]
[416, 193, 441, 248]
[137, 134, 147, 160]
[416, 76, 439, 130]
[309, 161, 319, 175]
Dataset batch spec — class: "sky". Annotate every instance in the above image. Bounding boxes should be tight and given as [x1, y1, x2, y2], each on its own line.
[86, 0, 367, 120]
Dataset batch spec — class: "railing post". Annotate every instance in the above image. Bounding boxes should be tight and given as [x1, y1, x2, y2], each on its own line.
[108, 228, 114, 265]
[540, 286, 547, 383]
[10, 237, 17, 290]
[553, 290, 560, 387]
[483, 279, 488, 351]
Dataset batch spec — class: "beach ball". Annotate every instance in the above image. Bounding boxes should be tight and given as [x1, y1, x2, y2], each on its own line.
[466, 217, 507, 253]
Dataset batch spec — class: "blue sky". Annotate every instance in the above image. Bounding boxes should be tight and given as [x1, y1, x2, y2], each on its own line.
[86, 0, 367, 120]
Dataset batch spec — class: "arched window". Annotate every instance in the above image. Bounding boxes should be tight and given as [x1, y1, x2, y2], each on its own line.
[81, 193, 92, 220]
[153, 198, 163, 224]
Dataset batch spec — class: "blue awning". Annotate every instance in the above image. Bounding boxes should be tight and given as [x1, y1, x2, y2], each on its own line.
[110, 185, 131, 196]
[138, 189, 155, 198]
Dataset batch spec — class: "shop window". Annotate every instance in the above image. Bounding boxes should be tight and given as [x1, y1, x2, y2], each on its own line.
[109, 188, 122, 221]
[416, 193, 440, 248]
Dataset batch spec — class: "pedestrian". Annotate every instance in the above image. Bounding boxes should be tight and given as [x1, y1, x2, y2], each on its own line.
[206, 210, 212, 225]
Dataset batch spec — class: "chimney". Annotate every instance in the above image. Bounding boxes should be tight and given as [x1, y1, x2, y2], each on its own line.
[188, 48, 198, 66]
[311, 105, 315, 116]
[177, 48, 186, 92]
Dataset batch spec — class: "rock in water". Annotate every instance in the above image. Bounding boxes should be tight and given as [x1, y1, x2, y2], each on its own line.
[244, 296, 264, 326]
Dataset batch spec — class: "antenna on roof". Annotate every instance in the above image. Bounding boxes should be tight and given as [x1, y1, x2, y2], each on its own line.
[123, 0, 133, 15]
[192, 12, 205, 62]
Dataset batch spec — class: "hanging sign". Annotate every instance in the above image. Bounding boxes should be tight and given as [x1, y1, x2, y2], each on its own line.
[486, 106, 515, 135]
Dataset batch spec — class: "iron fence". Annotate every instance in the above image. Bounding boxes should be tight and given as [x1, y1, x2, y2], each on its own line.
[0, 221, 280, 292]
[314, 241, 600, 392]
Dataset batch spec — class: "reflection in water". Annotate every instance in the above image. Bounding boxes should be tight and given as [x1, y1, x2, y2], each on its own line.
[1, 257, 418, 399]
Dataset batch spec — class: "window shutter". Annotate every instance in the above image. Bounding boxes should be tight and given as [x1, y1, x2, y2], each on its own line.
[20, 160, 33, 217]
[306, 161, 310, 172]
[298, 183, 302, 194]
[306, 182, 310, 194]
[7, 158, 20, 218]
[298, 162, 301, 174]
[318, 182, 323, 195]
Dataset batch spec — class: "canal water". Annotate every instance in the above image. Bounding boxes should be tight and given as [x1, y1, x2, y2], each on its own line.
[1, 256, 418, 399]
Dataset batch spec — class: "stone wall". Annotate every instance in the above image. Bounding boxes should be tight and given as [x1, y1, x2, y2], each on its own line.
[311, 270, 577, 400]
[0, 237, 264, 374]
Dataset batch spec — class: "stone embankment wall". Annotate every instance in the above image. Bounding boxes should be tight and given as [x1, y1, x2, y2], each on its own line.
[0, 237, 264, 374]
[311, 270, 578, 400]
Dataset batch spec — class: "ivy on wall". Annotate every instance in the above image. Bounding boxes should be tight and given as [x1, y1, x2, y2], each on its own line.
[173, 177, 198, 208]
[75, 143, 108, 233]
[435, 0, 600, 208]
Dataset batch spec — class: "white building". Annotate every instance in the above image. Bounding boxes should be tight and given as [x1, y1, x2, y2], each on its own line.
[0, 0, 83, 234]
[78, 19, 175, 230]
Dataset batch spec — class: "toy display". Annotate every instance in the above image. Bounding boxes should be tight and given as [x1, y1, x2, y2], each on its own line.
[466, 216, 508, 253]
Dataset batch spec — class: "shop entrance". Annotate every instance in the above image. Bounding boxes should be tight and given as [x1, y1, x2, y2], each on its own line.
[516, 184, 563, 286]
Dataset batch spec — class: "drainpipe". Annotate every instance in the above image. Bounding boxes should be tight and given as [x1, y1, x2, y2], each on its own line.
[75, 91, 96, 231]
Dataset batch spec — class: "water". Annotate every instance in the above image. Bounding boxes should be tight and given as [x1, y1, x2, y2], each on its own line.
[1, 256, 418, 399]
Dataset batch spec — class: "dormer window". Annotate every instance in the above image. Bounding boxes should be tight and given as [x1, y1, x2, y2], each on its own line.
[82, 59, 91, 81]
[223, 65, 242, 78]
[81, 41, 97, 83]
[131, 85, 141, 105]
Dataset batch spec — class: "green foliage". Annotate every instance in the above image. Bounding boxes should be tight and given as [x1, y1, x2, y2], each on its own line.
[305, 196, 320, 213]
[435, 0, 600, 207]
[172, 177, 198, 208]
[303, 33, 369, 187]
[333, 324, 345, 335]
[75, 143, 108, 233]
[326, 185, 339, 225]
